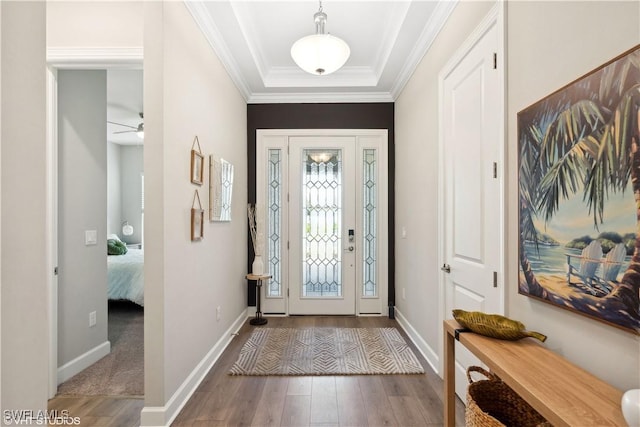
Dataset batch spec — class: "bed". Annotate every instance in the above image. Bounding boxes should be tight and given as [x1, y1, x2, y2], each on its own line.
[108, 248, 144, 306]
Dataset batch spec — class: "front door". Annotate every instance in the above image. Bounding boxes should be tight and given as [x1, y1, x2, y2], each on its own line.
[289, 136, 356, 315]
[440, 9, 504, 400]
[256, 130, 388, 316]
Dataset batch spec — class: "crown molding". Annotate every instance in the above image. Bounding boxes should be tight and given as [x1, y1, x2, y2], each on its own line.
[46, 47, 143, 69]
[229, 1, 270, 79]
[372, 1, 412, 79]
[390, 0, 458, 99]
[264, 66, 378, 88]
[184, 1, 251, 101]
[248, 91, 394, 104]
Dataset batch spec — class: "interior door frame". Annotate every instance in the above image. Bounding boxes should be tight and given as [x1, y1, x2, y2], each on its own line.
[256, 129, 388, 317]
[437, 2, 506, 375]
[45, 48, 143, 398]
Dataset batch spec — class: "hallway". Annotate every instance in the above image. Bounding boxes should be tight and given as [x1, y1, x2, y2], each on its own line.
[172, 316, 465, 426]
[47, 316, 465, 426]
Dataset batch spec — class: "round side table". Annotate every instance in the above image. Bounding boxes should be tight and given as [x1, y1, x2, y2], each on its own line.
[246, 274, 271, 325]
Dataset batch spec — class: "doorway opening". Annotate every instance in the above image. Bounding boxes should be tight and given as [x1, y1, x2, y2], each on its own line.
[48, 66, 144, 400]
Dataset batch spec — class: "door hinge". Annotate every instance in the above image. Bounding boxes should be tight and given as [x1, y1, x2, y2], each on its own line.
[54, 266, 58, 276]
[493, 271, 498, 288]
[287, 193, 290, 202]
[493, 162, 497, 179]
[493, 53, 497, 69]
[287, 288, 290, 297]
[287, 241, 290, 250]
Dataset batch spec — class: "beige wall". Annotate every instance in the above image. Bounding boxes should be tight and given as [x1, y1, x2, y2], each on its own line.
[506, 1, 640, 391]
[143, 0, 247, 416]
[396, 0, 640, 391]
[47, 1, 143, 48]
[57, 70, 108, 368]
[1, 0, 48, 415]
[395, 0, 495, 368]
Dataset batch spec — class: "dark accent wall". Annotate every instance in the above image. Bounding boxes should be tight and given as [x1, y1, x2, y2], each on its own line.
[247, 103, 395, 313]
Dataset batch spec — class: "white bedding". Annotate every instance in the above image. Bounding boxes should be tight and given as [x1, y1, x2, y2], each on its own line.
[108, 248, 144, 306]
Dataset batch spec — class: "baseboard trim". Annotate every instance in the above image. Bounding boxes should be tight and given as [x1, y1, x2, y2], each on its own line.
[139, 308, 247, 427]
[57, 340, 111, 385]
[394, 307, 440, 375]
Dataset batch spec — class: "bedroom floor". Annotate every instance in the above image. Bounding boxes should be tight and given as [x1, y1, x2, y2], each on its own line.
[56, 300, 144, 396]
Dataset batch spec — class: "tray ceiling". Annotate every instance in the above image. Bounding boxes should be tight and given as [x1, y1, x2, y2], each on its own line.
[186, 1, 458, 103]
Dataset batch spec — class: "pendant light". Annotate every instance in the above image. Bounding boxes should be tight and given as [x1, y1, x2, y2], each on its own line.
[290, 1, 350, 76]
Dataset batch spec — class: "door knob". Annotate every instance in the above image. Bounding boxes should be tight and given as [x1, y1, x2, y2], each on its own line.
[347, 246, 354, 252]
[441, 263, 451, 273]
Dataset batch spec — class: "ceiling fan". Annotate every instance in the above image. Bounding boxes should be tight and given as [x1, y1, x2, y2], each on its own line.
[108, 112, 144, 139]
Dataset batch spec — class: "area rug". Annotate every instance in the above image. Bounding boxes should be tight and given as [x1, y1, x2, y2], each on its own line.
[229, 327, 424, 376]
[57, 300, 144, 396]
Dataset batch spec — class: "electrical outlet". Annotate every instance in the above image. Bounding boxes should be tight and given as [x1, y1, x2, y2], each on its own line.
[216, 306, 221, 321]
[89, 311, 96, 327]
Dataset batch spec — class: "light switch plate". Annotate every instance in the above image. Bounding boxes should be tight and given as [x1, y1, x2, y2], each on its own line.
[85, 230, 98, 246]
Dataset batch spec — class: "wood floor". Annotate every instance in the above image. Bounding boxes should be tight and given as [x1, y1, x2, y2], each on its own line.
[47, 395, 144, 427]
[48, 316, 465, 427]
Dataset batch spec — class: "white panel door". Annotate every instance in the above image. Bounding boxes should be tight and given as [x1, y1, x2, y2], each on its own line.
[441, 17, 503, 400]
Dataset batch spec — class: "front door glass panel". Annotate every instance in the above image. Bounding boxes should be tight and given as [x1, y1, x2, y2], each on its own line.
[302, 149, 342, 297]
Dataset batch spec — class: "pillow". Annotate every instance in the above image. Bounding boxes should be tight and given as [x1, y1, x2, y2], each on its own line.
[107, 238, 128, 255]
[108, 233, 123, 243]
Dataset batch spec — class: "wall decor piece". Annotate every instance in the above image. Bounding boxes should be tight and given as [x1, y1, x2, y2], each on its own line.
[518, 44, 640, 334]
[191, 136, 204, 185]
[209, 155, 234, 222]
[191, 189, 204, 241]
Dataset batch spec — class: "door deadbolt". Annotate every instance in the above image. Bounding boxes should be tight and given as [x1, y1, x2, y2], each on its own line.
[441, 263, 451, 273]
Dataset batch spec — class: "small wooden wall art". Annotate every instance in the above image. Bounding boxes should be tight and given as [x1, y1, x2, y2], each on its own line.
[191, 189, 204, 241]
[190, 136, 204, 185]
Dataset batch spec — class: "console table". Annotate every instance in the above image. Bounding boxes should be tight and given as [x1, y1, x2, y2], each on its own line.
[246, 274, 271, 326]
[444, 319, 626, 426]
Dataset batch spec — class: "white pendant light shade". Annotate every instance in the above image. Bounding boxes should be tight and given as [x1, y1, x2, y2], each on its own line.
[291, 34, 350, 76]
[291, 2, 350, 76]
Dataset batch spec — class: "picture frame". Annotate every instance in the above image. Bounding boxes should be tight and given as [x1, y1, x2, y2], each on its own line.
[209, 155, 234, 222]
[517, 44, 640, 334]
[191, 208, 204, 241]
[191, 149, 204, 185]
[191, 189, 204, 241]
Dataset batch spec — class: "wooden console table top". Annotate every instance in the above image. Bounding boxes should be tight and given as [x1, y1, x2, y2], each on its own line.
[444, 319, 626, 427]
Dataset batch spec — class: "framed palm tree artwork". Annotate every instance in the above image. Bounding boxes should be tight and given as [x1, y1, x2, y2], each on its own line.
[518, 44, 640, 335]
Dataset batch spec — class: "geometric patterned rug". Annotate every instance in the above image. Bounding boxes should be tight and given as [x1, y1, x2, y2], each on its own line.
[229, 327, 424, 376]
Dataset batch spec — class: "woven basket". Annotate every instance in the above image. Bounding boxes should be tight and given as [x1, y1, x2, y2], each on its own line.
[466, 366, 552, 427]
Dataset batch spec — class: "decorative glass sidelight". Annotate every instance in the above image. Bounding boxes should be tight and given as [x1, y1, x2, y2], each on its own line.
[267, 149, 282, 297]
[363, 149, 377, 297]
[302, 149, 342, 297]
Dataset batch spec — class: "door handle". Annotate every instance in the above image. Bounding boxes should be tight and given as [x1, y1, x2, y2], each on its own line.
[441, 263, 451, 273]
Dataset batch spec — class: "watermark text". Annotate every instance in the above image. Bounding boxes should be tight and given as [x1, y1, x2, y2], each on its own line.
[3, 410, 80, 425]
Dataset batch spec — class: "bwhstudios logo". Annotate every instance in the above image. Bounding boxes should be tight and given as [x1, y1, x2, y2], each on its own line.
[3, 410, 80, 425]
